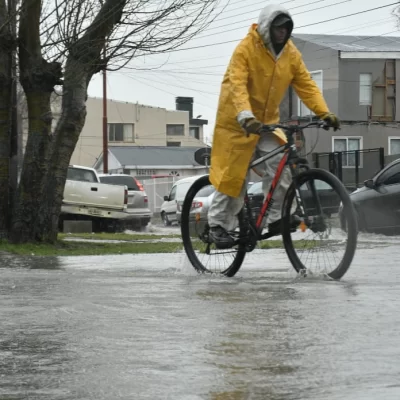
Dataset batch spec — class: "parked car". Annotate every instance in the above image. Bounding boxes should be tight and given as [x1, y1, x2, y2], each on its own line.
[62, 165, 129, 232]
[160, 175, 206, 226]
[98, 173, 152, 229]
[190, 184, 216, 219]
[339, 158, 400, 234]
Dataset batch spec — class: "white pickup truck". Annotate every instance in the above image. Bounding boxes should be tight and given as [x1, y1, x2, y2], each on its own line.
[61, 165, 132, 231]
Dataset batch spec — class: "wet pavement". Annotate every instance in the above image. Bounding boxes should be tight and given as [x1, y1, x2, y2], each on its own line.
[1, 232, 400, 399]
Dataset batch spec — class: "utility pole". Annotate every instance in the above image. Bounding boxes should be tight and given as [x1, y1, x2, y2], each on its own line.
[8, 0, 18, 223]
[102, 44, 108, 173]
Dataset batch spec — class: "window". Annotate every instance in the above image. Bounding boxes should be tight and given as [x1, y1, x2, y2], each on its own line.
[389, 137, 400, 155]
[359, 73, 372, 105]
[377, 163, 400, 186]
[176, 182, 195, 200]
[298, 70, 323, 117]
[333, 137, 362, 167]
[247, 181, 263, 195]
[196, 184, 216, 197]
[169, 185, 177, 201]
[136, 169, 155, 176]
[108, 123, 134, 142]
[189, 127, 200, 140]
[300, 180, 332, 191]
[99, 175, 140, 191]
[167, 141, 181, 147]
[67, 167, 97, 182]
[167, 124, 184, 136]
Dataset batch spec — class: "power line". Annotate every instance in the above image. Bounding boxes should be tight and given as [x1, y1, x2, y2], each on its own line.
[206, 0, 295, 25]
[195, 0, 352, 40]
[121, 15, 395, 70]
[121, 28, 400, 77]
[144, 2, 399, 54]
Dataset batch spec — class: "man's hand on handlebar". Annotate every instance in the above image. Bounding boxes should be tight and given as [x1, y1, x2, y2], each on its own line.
[241, 118, 263, 137]
[318, 112, 341, 131]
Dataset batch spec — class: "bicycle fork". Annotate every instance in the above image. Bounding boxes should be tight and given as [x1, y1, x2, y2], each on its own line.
[290, 164, 327, 234]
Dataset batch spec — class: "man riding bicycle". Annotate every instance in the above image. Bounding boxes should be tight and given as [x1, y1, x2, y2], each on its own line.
[208, 4, 340, 249]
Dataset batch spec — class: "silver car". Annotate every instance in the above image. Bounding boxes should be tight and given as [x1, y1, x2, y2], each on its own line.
[98, 173, 152, 229]
[190, 184, 216, 218]
[160, 175, 208, 226]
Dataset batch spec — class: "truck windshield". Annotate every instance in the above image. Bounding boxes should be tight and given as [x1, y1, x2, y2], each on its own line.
[99, 175, 140, 191]
[67, 167, 97, 183]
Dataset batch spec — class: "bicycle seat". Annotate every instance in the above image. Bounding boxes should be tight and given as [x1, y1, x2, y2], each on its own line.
[194, 147, 211, 166]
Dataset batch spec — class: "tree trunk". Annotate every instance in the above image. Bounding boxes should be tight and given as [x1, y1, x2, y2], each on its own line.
[10, 92, 54, 242]
[0, 0, 11, 238]
[9, 0, 62, 243]
[38, 61, 88, 243]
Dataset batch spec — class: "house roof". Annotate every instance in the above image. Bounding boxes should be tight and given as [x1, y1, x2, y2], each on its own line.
[293, 33, 400, 52]
[108, 146, 208, 167]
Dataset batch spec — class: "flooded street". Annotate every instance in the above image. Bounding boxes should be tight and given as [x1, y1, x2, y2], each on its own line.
[1, 232, 400, 399]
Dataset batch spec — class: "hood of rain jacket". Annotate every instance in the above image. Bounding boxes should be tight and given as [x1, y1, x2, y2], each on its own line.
[257, 4, 294, 56]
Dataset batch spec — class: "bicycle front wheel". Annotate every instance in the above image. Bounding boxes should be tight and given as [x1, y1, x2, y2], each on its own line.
[180, 175, 247, 277]
[282, 168, 358, 280]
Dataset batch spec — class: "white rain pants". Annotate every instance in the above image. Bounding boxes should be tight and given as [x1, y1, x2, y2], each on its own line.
[208, 133, 292, 232]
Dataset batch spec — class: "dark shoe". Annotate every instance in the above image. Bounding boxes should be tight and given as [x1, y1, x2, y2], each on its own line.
[268, 216, 301, 236]
[209, 226, 235, 249]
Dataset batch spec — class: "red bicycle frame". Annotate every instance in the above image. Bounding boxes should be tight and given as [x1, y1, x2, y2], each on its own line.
[252, 151, 289, 229]
[254, 151, 289, 229]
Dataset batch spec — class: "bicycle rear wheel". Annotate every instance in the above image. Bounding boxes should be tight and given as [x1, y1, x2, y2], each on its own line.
[282, 168, 357, 280]
[181, 175, 247, 277]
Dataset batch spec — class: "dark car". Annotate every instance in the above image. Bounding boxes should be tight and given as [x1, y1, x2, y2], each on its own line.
[340, 158, 400, 234]
[247, 179, 347, 220]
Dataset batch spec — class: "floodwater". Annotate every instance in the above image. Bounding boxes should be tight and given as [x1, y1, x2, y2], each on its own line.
[1, 232, 400, 399]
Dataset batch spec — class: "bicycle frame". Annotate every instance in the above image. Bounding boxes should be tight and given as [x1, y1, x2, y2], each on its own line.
[244, 122, 325, 238]
[248, 144, 289, 231]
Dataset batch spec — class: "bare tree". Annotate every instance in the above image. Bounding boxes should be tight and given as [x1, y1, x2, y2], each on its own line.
[0, 0, 13, 238]
[9, 0, 227, 243]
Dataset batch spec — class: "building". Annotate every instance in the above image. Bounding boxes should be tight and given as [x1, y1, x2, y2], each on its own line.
[93, 146, 210, 213]
[21, 95, 208, 168]
[73, 96, 208, 167]
[93, 146, 209, 178]
[282, 33, 400, 161]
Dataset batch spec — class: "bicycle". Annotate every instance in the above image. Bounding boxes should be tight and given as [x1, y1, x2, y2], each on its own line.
[180, 119, 358, 280]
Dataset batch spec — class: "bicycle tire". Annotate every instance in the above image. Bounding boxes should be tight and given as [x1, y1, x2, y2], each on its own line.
[282, 168, 358, 280]
[180, 175, 247, 277]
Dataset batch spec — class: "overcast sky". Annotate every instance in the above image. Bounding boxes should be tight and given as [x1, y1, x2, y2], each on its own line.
[87, 0, 400, 144]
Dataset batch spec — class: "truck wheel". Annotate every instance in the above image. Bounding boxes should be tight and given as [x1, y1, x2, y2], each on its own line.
[141, 219, 150, 228]
[161, 212, 171, 226]
[58, 216, 65, 232]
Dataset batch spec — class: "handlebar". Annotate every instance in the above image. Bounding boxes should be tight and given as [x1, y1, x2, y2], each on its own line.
[259, 119, 329, 135]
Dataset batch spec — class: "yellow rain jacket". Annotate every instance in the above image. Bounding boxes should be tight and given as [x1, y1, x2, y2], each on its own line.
[209, 4, 330, 198]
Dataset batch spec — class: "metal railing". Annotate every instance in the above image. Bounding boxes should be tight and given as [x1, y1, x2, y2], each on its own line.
[313, 148, 385, 189]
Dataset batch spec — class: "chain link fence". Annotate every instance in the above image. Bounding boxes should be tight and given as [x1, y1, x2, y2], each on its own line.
[141, 177, 182, 214]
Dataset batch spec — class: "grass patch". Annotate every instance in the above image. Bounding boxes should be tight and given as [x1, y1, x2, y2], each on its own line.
[259, 240, 316, 250]
[0, 235, 317, 257]
[0, 240, 185, 256]
[58, 232, 180, 241]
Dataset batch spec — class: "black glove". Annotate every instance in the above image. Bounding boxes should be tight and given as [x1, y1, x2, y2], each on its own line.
[241, 118, 263, 136]
[319, 112, 340, 131]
